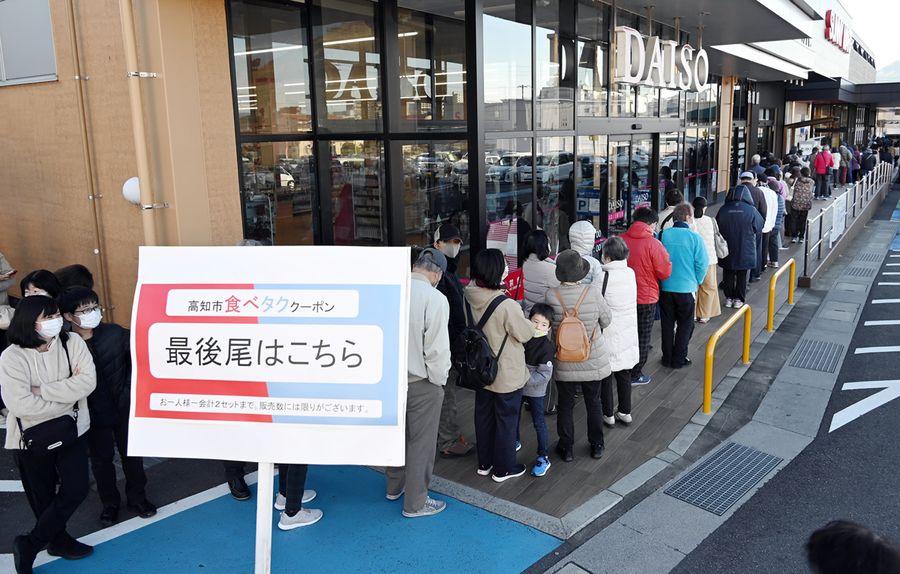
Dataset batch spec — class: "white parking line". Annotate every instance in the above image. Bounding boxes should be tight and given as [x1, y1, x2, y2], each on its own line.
[891, 255, 900, 258]
[878, 282, 900, 286]
[0, 480, 23, 492]
[864, 320, 900, 326]
[872, 299, 900, 304]
[854, 346, 900, 354]
[887, 264, 900, 266]
[883, 272, 900, 276]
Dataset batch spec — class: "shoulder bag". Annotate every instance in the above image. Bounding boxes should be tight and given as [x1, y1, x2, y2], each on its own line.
[712, 218, 729, 259]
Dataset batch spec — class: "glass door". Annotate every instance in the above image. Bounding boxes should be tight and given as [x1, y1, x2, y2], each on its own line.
[607, 134, 657, 236]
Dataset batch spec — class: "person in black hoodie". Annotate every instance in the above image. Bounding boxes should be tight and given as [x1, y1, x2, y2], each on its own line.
[59, 287, 157, 527]
[432, 224, 475, 458]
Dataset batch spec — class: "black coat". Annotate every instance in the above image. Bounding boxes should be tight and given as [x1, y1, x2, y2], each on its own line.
[436, 257, 466, 360]
[745, 184, 768, 221]
[85, 322, 132, 427]
[716, 186, 764, 271]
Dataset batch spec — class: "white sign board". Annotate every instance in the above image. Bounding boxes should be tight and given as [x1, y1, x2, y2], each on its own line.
[128, 246, 410, 467]
[830, 192, 848, 247]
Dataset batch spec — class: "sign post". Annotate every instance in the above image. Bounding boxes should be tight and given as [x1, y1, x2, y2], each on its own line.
[128, 246, 410, 572]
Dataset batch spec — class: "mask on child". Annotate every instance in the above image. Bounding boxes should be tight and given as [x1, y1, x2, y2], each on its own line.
[533, 329, 548, 338]
[36, 317, 64, 340]
[78, 309, 102, 329]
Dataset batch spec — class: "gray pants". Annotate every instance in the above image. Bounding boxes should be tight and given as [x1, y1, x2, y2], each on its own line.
[386, 380, 445, 513]
[437, 370, 460, 450]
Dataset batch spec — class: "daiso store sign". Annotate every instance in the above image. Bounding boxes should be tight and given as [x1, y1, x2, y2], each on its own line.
[825, 9, 850, 52]
[613, 26, 709, 92]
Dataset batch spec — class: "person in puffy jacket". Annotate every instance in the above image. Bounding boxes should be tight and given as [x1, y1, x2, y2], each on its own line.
[1, 296, 97, 570]
[464, 249, 534, 483]
[596, 237, 639, 428]
[543, 250, 612, 462]
[521, 230, 559, 315]
[568, 220, 604, 286]
[60, 287, 157, 527]
[622, 208, 672, 386]
[716, 185, 764, 308]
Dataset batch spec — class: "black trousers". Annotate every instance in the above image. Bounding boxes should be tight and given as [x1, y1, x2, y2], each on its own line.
[659, 291, 695, 368]
[474, 387, 522, 475]
[280, 464, 309, 514]
[722, 269, 749, 302]
[87, 417, 148, 508]
[15, 437, 90, 548]
[223, 460, 247, 481]
[601, 370, 632, 417]
[792, 210, 809, 239]
[759, 232, 770, 274]
[751, 233, 763, 279]
[556, 380, 604, 450]
[630, 303, 657, 380]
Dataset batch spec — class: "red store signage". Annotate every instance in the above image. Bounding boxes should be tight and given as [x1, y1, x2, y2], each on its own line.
[825, 9, 850, 53]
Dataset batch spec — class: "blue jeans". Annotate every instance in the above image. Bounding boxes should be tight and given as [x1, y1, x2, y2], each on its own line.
[516, 396, 549, 457]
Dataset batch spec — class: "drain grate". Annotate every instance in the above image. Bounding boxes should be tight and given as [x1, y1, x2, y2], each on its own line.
[789, 339, 844, 373]
[855, 251, 883, 263]
[665, 443, 782, 516]
[845, 266, 876, 278]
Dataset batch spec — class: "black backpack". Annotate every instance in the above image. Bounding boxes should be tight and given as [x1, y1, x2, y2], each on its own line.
[863, 153, 877, 171]
[453, 295, 508, 390]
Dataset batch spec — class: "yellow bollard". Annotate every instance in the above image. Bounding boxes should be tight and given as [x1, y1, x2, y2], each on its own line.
[703, 305, 752, 414]
[767, 258, 796, 331]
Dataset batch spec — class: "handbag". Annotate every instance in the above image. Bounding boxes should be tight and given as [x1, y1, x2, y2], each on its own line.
[17, 337, 80, 452]
[712, 219, 729, 259]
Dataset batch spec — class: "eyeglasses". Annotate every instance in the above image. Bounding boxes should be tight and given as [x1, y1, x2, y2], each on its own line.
[74, 305, 100, 317]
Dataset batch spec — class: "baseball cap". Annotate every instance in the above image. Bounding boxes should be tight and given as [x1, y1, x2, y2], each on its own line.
[739, 171, 755, 180]
[434, 224, 462, 243]
[417, 247, 448, 273]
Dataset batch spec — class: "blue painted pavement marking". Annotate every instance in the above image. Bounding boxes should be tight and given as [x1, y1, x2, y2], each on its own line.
[36, 466, 560, 574]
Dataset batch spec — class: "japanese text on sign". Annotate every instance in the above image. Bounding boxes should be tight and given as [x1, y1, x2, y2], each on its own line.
[165, 289, 359, 318]
[148, 323, 383, 384]
[150, 394, 382, 418]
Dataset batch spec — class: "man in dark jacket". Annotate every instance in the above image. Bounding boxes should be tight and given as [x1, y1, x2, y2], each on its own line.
[738, 172, 767, 283]
[432, 224, 474, 457]
[716, 185, 764, 306]
[60, 287, 157, 526]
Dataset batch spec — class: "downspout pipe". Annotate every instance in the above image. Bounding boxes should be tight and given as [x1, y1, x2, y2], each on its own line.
[65, 0, 115, 321]
[118, 0, 159, 247]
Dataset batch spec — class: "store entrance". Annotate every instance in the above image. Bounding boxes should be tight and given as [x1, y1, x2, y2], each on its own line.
[606, 134, 654, 236]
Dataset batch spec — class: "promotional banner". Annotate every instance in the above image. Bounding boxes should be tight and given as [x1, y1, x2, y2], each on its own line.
[830, 193, 848, 248]
[128, 246, 410, 466]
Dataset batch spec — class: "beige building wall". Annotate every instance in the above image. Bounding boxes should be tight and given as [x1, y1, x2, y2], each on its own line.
[0, 0, 243, 326]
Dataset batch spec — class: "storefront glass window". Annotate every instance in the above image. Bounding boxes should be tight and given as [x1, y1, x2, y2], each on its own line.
[573, 135, 609, 239]
[535, 137, 574, 257]
[401, 141, 470, 274]
[483, 2, 533, 132]
[397, 3, 467, 132]
[484, 137, 532, 270]
[330, 140, 386, 245]
[636, 86, 659, 117]
[683, 127, 699, 199]
[659, 132, 681, 208]
[607, 138, 632, 235]
[535, 0, 575, 130]
[697, 127, 714, 199]
[660, 89, 680, 118]
[575, 0, 608, 117]
[231, 0, 312, 134]
[240, 141, 316, 245]
[313, 0, 382, 133]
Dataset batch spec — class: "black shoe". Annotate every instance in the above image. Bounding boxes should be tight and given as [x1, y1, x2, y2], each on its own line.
[544, 407, 557, 416]
[99, 505, 119, 527]
[130, 499, 158, 519]
[228, 477, 251, 501]
[661, 358, 671, 368]
[590, 444, 605, 459]
[46, 536, 93, 560]
[555, 444, 574, 462]
[673, 358, 693, 369]
[13, 535, 38, 574]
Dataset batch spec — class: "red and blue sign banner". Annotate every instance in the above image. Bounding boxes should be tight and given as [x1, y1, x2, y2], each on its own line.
[128, 246, 410, 466]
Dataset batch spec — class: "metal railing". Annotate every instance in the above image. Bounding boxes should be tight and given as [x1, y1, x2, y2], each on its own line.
[803, 161, 893, 278]
[703, 304, 752, 414]
[767, 258, 796, 331]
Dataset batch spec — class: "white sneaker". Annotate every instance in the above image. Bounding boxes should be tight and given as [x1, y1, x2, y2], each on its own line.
[402, 497, 446, 518]
[385, 489, 404, 501]
[733, 300, 745, 309]
[615, 412, 633, 425]
[724, 298, 734, 308]
[274, 490, 316, 511]
[771, 262, 780, 268]
[476, 465, 492, 476]
[277, 508, 323, 530]
[602, 415, 615, 427]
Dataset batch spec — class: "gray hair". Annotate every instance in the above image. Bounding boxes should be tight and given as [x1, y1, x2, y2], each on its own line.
[237, 239, 263, 247]
[601, 236, 629, 262]
[413, 258, 443, 276]
[673, 203, 693, 222]
[751, 154, 761, 165]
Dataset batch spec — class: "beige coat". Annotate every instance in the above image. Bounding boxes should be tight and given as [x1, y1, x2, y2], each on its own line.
[545, 283, 613, 382]
[464, 284, 533, 394]
[1, 333, 97, 450]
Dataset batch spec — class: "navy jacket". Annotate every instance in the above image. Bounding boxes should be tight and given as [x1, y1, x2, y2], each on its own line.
[84, 322, 132, 427]
[436, 257, 466, 360]
[716, 186, 764, 271]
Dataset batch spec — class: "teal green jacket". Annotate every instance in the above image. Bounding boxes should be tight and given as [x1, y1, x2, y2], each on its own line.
[660, 222, 709, 293]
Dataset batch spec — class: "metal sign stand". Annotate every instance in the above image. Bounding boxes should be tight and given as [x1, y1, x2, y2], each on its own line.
[254, 462, 276, 574]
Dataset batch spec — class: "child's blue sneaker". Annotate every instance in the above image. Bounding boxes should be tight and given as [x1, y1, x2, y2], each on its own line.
[531, 456, 551, 477]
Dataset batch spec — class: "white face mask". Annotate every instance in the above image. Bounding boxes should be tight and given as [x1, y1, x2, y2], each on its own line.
[439, 243, 461, 259]
[37, 317, 64, 340]
[78, 309, 102, 329]
[26, 289, 49, 297]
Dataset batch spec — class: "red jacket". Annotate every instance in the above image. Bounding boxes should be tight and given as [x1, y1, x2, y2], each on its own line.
[814, 150, 833, 175]
[622, 222, 673, 304]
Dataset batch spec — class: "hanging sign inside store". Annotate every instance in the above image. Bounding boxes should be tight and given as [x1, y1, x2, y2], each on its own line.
[613, 26, 709, 92]
[128, 245, 411, 467]
[825, 9, 850, 53]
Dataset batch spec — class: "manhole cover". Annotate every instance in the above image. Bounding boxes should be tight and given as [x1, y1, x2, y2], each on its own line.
[664, 443, 782, 516]
[789, 339, 845, 373]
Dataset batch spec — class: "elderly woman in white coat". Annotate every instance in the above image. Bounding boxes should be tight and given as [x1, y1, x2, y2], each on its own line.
[597, 237, 640, 427]
[521, 230, 560, 315]
[691, 197, 722, 323]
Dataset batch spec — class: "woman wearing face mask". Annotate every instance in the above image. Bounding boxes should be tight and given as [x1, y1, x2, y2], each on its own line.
[19, 270, 62, 300]
[60, 287, 157, 528]
[1, 295, 97, 573]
